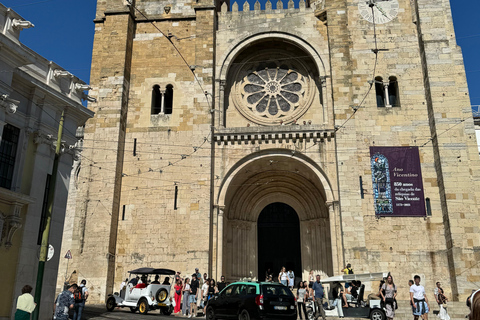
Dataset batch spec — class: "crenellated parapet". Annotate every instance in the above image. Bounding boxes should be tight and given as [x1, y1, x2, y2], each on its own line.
[221, 0, 308, 13]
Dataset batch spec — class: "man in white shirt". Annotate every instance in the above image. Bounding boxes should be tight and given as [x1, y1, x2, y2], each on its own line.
[410, 275, 429, 320]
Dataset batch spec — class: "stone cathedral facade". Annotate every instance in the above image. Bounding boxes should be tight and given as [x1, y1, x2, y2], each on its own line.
[57, 0, 480, 305]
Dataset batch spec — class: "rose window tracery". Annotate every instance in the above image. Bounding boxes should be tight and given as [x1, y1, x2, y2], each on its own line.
[231, 55, 316, 126]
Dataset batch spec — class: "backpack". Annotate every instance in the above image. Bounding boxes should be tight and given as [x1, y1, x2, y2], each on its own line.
[347, 268, 354, 274]
[74, 288, 84, 303]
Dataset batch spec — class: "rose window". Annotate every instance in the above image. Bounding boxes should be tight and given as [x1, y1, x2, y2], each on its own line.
[231, 57, 315, 126]
[242, 67, 305, 118]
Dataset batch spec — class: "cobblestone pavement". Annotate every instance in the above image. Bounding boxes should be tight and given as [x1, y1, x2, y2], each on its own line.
[82, 305, 202, 319]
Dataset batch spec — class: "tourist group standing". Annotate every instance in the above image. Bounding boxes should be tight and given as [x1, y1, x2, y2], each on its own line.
[168, 268, 227, 318]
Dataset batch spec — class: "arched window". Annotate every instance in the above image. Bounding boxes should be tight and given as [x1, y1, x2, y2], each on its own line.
[164, 84, 173, 115]
[375, 76, 385, 108]
[151, 85, 162, 114]
[388, 76, 399, 107]
[371, 153, 393, 215]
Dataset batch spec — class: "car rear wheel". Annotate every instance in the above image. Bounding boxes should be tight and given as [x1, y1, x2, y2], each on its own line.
[138, 298, 149, 315]
[370, 309, 386, 320]
[206, 306, 216, 320]
[238, 309, 250, 320]
[129, 307, 137, 313]
[106, 296, 116, 311]
[156, 288, 168, 302]
[161, 306, 173, 315]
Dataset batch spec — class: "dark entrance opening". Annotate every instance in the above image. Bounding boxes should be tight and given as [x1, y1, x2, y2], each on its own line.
[257, 202, 301, 284]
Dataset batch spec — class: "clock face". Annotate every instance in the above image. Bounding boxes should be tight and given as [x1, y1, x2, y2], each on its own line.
[358, 0, 399, 24]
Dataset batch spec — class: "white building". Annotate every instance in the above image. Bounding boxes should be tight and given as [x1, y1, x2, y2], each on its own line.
[0, 4, 93, 320]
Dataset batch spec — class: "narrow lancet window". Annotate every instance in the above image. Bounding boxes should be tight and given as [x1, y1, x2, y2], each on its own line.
[388, 76, 399, 107]
[151, 85, 162, 114]
[375, 77, 385, 108]
[164, 84, 174, 115]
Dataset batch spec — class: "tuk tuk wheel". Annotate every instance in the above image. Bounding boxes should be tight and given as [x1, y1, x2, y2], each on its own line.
[306, 309, 315, 320]
[106, 296, 116, 311]
[138, 298, 149, 315]
[370, 309, 386, 320]
[130, 307, 137, 313]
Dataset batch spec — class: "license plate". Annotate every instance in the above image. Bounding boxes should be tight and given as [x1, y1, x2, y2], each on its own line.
[158, 303, 166, 306]
[274, 306, 287, 310]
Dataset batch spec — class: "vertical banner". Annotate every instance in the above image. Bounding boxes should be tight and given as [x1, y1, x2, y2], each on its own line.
[370, 146, 426, 217]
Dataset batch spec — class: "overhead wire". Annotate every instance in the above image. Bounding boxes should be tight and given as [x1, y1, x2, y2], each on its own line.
[334, 2, 379, 133]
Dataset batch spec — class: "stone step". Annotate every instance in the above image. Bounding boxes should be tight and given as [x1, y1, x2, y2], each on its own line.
[322, 301, 470, 320]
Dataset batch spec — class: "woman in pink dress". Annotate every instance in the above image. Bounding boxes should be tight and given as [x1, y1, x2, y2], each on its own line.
[174, 279, 183, 313]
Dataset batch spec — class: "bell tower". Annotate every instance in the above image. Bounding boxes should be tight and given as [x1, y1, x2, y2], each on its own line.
[64, 0, 216, 303]
[69, 0, 135, 300]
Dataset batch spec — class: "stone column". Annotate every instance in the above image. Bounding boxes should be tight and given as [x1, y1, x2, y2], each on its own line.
[384, 83, 391, 107]
[327, 201, 342, 273]
[217, 206, 224, 280]
[219, 80, 226, 127]
[160, 89, 165, 114]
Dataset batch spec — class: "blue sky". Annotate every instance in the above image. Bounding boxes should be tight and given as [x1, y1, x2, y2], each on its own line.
[3, 0, 480, 106]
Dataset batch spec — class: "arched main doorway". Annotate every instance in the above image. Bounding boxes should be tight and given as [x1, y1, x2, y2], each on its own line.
[257, 203, 302, 282]
[216, 150, 338, 281]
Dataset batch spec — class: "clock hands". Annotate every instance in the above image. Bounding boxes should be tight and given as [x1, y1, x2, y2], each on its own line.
[374, 3, 390, 19]
[366, 0, 391, 20]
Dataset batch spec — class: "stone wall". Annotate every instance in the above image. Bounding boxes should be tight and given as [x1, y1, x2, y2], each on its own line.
[58, 0, 480, 305]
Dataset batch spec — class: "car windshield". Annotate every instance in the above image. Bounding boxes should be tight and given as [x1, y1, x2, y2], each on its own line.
[262, 285, 294, 297]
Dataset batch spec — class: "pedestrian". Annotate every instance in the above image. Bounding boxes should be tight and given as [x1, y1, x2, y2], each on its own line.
[341, 263, 354, 289]
[201, 278, 210, 312]
[195, 268, 202, 284]
[434, 282, 449, 320]
[174, 278, 183, 314]
[468, 289, 480, 320]
[217, 275, 227, 292]
[380, 273, 397, 320]
[175, 271, 182, 283]
[309, 270, 315, 296]
[189, 274, 199, 318]
[312, 275, 326, 320]
[410, 275, 430, 320]
[278, 266, 288, 286]
[182, 277, 190, 316]
[408, 280, 414, 308]
[195, 269, 204, 311]
[287, 269, 295, 289]
[14, 285, 36, 320]
[265, 268, 272, 281]
[297, 281, 308, 320]
[204, 279, 216, 314]
[119, 278, 128, 291]
[73, 279, 88, 320]
[53, 284, 77, 320]
[434, 281, 448, 305]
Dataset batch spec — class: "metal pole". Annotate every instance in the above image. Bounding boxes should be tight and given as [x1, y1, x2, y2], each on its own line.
[32, 109, 65, 320]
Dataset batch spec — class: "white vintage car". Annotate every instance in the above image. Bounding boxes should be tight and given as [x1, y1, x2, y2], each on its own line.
[305, 272, 389, 320]
[106, 267, 176, 315]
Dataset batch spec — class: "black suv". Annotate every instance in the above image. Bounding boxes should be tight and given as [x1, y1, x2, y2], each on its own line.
[206, 281, 296, 320]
